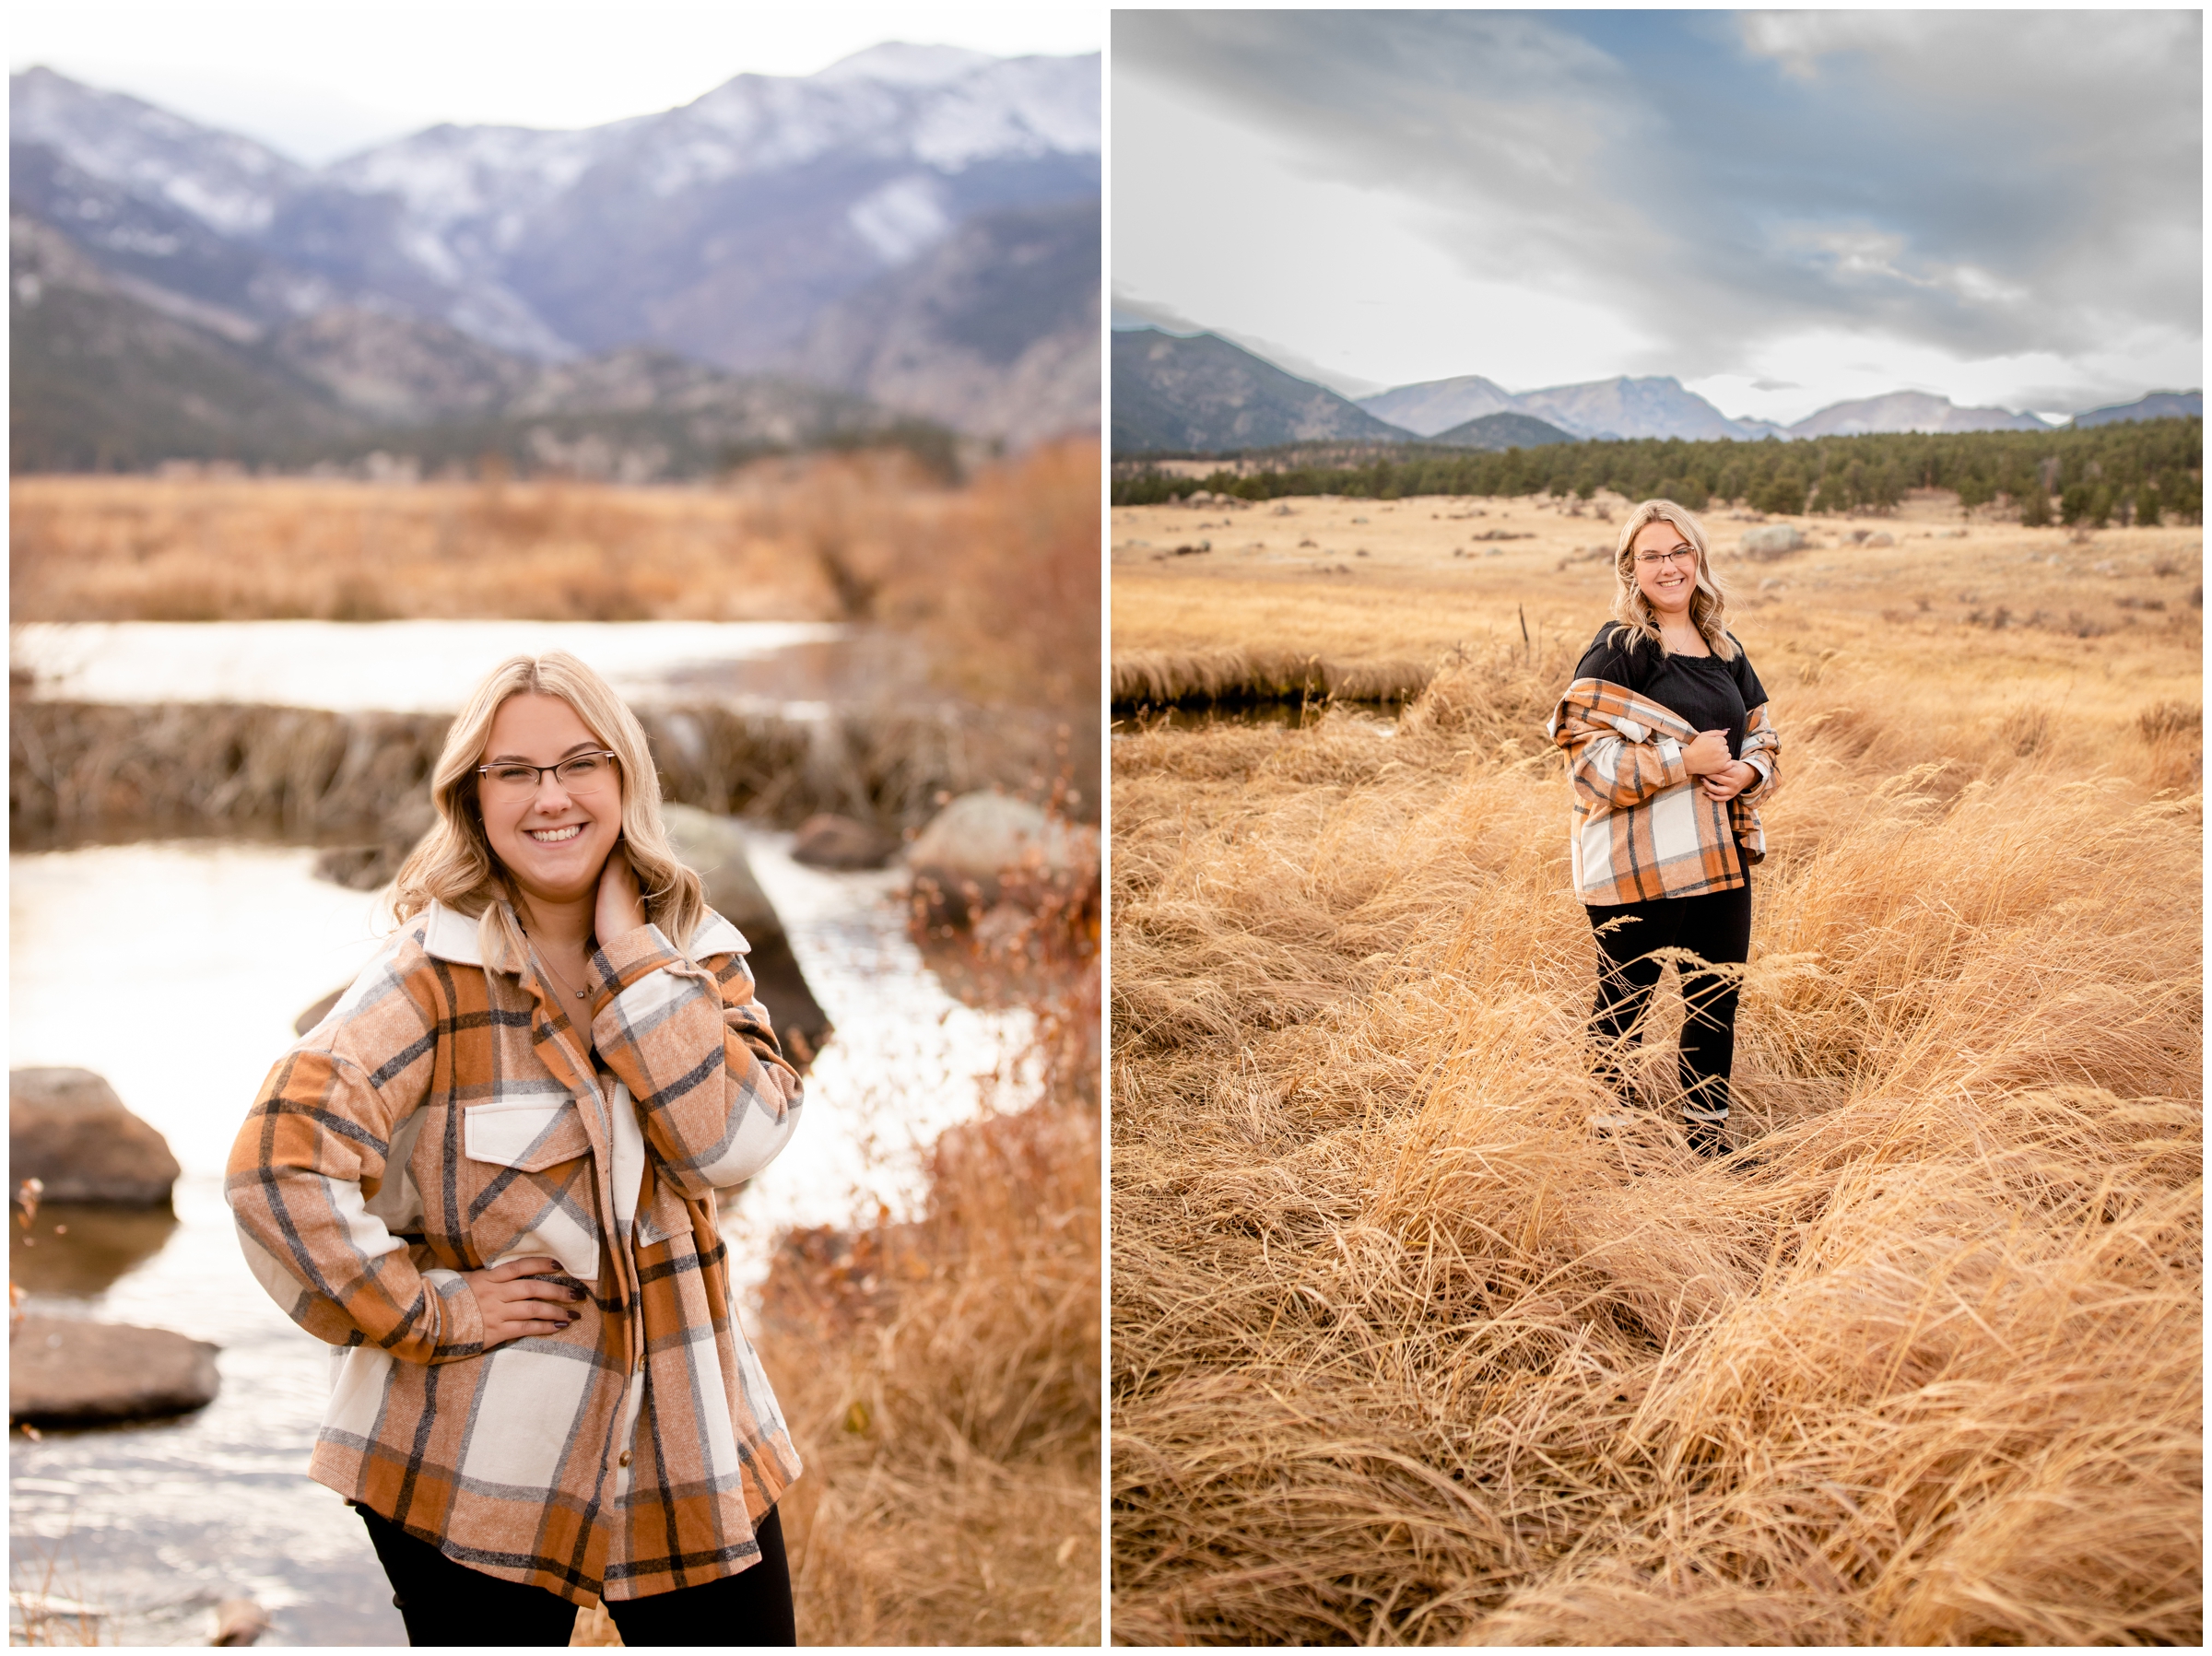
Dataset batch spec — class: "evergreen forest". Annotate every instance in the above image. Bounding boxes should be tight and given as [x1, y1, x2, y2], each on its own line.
[1111, 418, 2204, 525]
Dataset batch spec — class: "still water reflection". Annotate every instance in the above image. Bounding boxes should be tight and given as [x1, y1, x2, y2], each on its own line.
[9, 835, 1032, 1645]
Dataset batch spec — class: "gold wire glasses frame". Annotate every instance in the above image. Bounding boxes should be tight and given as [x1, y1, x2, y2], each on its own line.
[477, 751, 620, 797]
[1633, 546, 1698, 567]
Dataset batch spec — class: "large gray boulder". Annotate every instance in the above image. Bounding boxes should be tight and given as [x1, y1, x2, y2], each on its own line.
[10, 1315, 219, 1427]
[659, 805, 832, 1068]
[9, 1069, 180, 1207]
[662, 804, 781, 937]
[906, 793, 1100, 923]
[1738, 524, 1807, 560]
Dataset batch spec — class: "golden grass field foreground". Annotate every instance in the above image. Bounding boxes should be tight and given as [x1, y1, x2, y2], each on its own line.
[1110, 493, 2202, 1642]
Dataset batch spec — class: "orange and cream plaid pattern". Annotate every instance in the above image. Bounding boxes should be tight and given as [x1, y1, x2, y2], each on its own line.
[227, 899, 804, 1605]
[1547, 676, 1781, 906]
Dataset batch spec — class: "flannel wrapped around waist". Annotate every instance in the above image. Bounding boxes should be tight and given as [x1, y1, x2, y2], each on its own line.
[1547, 676, 1781, 906]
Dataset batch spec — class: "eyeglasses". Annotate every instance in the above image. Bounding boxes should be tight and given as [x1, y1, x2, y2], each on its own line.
[1634, 546, 1698, 567]
[477, 751, 619, 798]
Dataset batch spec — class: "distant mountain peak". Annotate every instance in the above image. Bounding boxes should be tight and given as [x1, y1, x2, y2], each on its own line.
[1785, 390, 2045, 438]
[1112, 328, 1412, 453]
[816, 42, 1001, 87]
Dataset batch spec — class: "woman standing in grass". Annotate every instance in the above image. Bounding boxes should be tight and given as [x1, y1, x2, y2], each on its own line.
[228, 652, 803, 1644]
[1547, 500, 1780, 1158]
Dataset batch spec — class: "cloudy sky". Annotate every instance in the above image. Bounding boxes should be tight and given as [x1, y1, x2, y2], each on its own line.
[10, 0, 1100, 164]
[1112, 10, 2202, 423]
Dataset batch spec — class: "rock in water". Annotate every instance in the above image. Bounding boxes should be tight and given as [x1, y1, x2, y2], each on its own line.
[211, 1597, 270, 1646]
[659, 805, 832, 1069]
[9, 1069, 181, 1206]
[294, 987, 347, 1037]
[792, 813, 900, 870]
[1738, 524, 1807, 560]
[662, 805, 782, 936]
[10, 1315, 219, 1426]
[906, 793, 1100, 923]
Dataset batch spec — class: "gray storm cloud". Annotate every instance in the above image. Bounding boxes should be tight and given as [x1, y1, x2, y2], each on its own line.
[1113, 9, 2201, 392]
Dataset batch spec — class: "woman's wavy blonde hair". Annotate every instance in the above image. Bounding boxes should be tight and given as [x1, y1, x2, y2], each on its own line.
[1607, 498, 1739, 662]
[389, 652, 705, 972]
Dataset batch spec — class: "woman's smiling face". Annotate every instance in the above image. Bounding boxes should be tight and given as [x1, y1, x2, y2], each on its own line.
[1630, 519, 1700, 617]
[477, 692, 620, 910]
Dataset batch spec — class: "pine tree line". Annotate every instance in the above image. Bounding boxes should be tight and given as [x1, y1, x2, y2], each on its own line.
[1112, 417, 2203, 525]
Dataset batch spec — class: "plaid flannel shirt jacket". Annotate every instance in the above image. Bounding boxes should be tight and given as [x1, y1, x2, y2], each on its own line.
[227, 898, 804, 1605]
[1547, 676, 1781, 906]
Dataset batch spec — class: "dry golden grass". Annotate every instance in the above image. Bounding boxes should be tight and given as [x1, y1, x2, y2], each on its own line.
[13, 470, 836, 622]
[12, 442, 1101, 716]
[1110, 495, 2202, 1644]
[763, 958, 1102, 1646]
[1112, 488, 2201, 729]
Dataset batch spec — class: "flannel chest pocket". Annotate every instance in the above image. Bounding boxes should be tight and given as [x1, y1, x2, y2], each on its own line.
[463, 1097, 593, 1172]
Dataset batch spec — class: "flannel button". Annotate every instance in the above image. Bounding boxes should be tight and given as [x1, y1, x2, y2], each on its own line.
[618, 1450, 632, 1468]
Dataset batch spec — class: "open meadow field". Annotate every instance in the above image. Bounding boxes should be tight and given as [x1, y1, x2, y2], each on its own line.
[14, 442, 1100, 713]
[1110, 491, 2202, 1642]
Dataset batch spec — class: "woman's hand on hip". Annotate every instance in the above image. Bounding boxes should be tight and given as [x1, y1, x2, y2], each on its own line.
[1700, 759, 1759, 802]
[463, 1255, 585, 1344]
[1682, 729, 1733, 776]
[594, 842, 648, 945]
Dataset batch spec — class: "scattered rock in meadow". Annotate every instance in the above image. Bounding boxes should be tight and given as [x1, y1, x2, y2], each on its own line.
[1738, 525, 1807, 559]
[1863, 531, 1896, 547]
[792, 813, 900, 870]
[9, 1069, 180, 1207]
[9, 1314, 218, 1427]
[906, 793, 1100, 924]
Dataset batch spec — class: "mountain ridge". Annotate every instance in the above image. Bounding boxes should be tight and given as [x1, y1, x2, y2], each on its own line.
[1129, 326, 2178, 446]
[1112, 329, 1414, 453]
[11, 54, 1100, 451]
[10, 211, 928, 477]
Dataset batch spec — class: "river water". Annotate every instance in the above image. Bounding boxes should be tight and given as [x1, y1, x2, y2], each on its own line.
[8, 672, 1038, 1641]
[6, 619, 941, 717]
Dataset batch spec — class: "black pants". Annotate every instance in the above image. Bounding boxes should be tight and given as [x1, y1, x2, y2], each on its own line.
[359, 1502, 794, 1647]
[1585, 879, 1752, 1153]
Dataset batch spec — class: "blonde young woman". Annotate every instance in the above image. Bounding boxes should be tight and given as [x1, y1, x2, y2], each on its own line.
[1547, 500, 1781, 1158]
[228, 652, 803, 1645]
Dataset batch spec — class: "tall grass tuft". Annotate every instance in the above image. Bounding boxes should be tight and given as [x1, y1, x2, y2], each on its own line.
[1112, 639, 2201, 1643]
[761, 958, 1102, 1645]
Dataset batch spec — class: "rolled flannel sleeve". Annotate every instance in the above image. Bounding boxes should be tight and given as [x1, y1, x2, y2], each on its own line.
[586, 923, 804, 1199]
[226, 1047, 482, 1365]
[1737, 701, 1781, 802]
[1554, 721, 1692, 809]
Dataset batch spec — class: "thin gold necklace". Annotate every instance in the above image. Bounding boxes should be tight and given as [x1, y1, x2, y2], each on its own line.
[538, 948, 592, 1003]
[518, 913, 593, 1002]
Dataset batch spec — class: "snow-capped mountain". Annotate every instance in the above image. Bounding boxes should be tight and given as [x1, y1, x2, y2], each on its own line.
[1784, 390, 2046, 438]
[11, 48, 1099, 433]
[1357, 370, 1782, 441]
[11, 65, 304, 237]
[1510, 376, 1783, 442]
[1356, 374, 1518, 437]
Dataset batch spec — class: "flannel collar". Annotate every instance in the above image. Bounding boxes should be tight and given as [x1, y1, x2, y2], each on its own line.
[416, 898, 747, 969]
